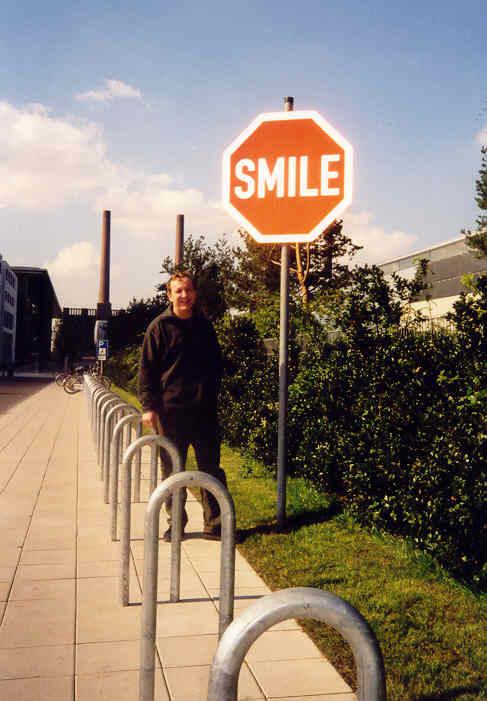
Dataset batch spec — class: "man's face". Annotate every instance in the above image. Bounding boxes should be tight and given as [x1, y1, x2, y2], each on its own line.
[168, 277, 197, 318]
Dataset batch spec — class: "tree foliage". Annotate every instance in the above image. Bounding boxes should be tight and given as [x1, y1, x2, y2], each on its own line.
[232, 220, 361, 311]
[214, 264, 487, 586]
[465, 146, 487, 258]
[157, 234, 238, 321]
[108, 296, 166, 352]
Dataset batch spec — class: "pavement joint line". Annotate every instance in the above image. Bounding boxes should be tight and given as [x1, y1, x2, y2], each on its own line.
[0, 397, 71, 628]
[0, 402, 58, 497]
[0, 395, 47, 451]
[73, 395, 80, 701]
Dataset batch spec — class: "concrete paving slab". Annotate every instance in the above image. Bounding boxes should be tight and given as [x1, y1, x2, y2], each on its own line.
[76, 640, 140, 674]
[0, 582, 11, 600]
[0, 674, 74, 701]
[9, 577, 75, 602]
[20, 548, 76, 565]
[155, 600, 220, 637]
[157, 633, 219, 667]
[0, 643, 75, 678]
[0, 380, 356, 701]
[0, 547, 21, 567]
[249, 658, 352, 697]
[15, 563, 76, 581]
[0, 597, 75, 647]
[0, 566, 15, 582]
[244, 629, 323, 663]
[166, 663, 264, 700]
[76, 669, 171, 701]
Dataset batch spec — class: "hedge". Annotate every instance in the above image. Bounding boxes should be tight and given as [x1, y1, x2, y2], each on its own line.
[104, 295, 487, 585]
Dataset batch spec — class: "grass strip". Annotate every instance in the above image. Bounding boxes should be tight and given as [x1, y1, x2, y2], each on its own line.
[223, 448, 487, 701]
[110, 385, 487, 700]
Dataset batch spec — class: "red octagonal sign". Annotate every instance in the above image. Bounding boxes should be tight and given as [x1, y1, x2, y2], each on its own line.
[222, 111, 353, 244]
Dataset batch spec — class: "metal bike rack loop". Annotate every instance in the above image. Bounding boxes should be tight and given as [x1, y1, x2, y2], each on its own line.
[94, 390, 114, 452]
[120, 434, 183, 607]
[96, 391, 118, 451]
[99, 397, 125, 477]
[87, 381, 107, 436]
[102, 401, 134, 491]
[109, 412, 142, 534]
[87, 382, 109, 444]
[91, 383, 111, 431]
[139, 471, 236, 701]
[207, 587, 387, 701]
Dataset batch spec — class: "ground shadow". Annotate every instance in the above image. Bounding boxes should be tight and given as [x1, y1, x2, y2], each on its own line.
[129, 592, 263, 607]
[417, 686, 485, 700]
[0, 377, 54, 413]
[236, 500, 342, 543]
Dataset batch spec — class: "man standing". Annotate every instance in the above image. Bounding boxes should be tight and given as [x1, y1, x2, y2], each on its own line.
[138, 272, 226, 541]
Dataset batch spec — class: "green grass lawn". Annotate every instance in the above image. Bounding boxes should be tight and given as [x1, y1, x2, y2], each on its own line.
[110, 386, 487, 700]
[219, 447, 487, 701]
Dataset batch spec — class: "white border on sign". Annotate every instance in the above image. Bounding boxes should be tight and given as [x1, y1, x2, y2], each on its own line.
[222, 110, 353, 244]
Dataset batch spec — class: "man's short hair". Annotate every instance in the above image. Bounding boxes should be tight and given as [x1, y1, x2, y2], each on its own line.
[166, 271, 196, 293]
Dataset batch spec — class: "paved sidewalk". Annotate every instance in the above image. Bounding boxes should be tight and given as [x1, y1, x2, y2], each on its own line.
[0, 379, 355, 700]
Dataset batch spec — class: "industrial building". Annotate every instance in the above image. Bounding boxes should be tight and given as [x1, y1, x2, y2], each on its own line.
[0, 253, 18, 372]
[378, 235, 487, 319]
[11, 267, 61, 371]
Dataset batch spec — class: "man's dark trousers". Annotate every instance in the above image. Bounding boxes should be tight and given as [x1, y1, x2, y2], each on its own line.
[156, 408, 227, 531]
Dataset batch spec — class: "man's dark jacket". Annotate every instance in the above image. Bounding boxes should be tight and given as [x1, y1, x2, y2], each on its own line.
[138, 306, 222, 415]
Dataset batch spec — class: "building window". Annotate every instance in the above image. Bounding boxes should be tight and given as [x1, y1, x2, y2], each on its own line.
[3, 310, 13, 330]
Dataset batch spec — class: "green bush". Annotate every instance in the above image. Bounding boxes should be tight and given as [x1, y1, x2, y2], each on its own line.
[105, 272, 487, 585]
[103, 344, 140, 395]
[287, 329, 487, 583]
[216, 300, 487, 585]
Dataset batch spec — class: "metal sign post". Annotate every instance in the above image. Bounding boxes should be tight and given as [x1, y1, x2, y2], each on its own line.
[276, 96, 293, 528]
[222, 96, 353, 528]
[97, 339, 108, 361]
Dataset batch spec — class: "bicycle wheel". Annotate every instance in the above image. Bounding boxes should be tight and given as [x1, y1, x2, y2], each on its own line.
[63, 376, 80, 394]
[55, 372, 67, 386]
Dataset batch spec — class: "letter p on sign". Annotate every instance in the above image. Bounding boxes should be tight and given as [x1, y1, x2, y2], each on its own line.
[222, 111, 353, 244]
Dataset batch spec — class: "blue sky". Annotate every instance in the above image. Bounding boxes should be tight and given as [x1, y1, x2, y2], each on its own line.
[1, 0, 485, 308]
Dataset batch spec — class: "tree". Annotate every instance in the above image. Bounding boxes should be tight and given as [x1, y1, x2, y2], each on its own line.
[232, 220, 361, 311]
[322, 261, 430, 344]
[108, 296, 166, 352]
[465, 146, 487, 258]
[157, 234, 238, 321]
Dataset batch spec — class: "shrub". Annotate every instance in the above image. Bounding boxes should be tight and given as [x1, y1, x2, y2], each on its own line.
[103, 344, 140, 394]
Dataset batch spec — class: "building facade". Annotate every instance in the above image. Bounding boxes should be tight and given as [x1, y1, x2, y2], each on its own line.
[12, 267, 61, 371]
[378, 235, 487, 319]
[0, 253, 18, 371]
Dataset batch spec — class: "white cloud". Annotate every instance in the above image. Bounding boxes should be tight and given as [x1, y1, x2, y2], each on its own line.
[0, 100, 231, 243]
[97, 178, 235, 241]
[343, 210, 419, 265]
[0, 101, 124, 209]
[46, 241, 99, 276]
[76, 79, 143, 104]
[44, 241, 99, 308]
[478, 123, 487, 147]
[0, 100, 237, 308]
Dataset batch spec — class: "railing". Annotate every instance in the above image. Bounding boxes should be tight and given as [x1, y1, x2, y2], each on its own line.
[119, 434, 185, 607]
[109, 413, 143, 538]
[103, 403, 139, 503]
[99, 397, 125, 475]
[207, 587, 387, 701]
[139, 471, 236, 701]
[83, 375, 386, 701]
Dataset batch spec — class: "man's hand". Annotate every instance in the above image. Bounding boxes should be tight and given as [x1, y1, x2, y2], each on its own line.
[142, 410, 157, 431]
